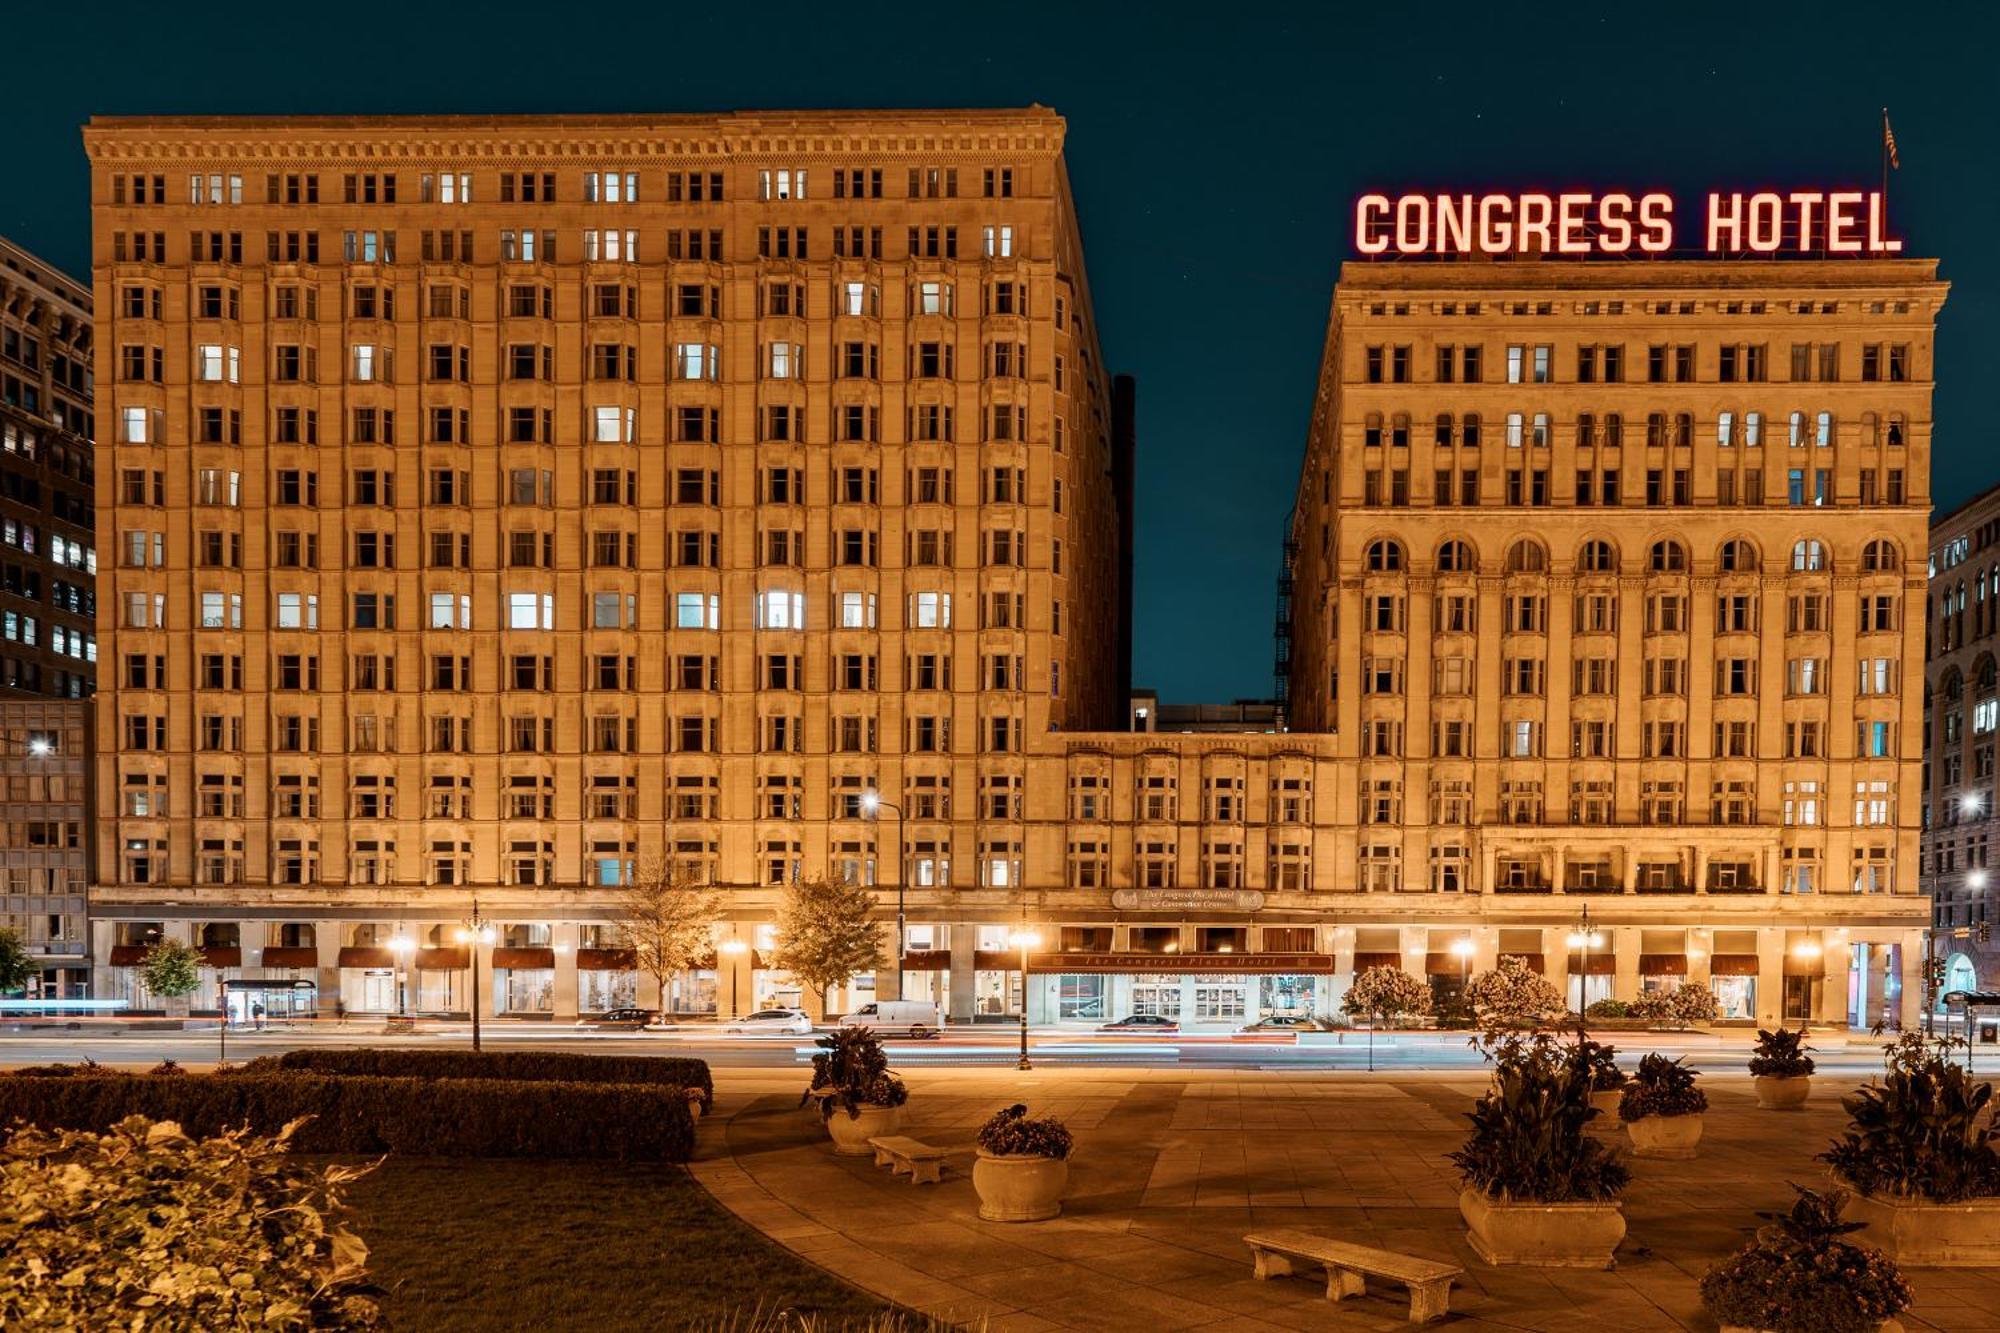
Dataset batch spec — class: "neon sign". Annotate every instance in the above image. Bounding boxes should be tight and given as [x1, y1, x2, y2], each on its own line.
[1353, 191, 1903, 257]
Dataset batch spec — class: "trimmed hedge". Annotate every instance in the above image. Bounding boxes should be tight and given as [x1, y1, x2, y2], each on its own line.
[0, 1072, 695, 1161]
[239, 1048, 714, 1110]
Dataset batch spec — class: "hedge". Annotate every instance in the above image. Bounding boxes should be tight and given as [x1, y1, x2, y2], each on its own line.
[0, 1072, 695, 1161]
[238, 1048, 714, 1110]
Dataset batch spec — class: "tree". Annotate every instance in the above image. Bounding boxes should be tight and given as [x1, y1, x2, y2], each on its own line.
[767, 873, 884, 1012]
[0, 928, 32, 994]
[614, 858, 722, 1014]
[137, 939, 204, 1004]
[1340, 965, 1432, 1024]
[1465, 955, 1567, 1028]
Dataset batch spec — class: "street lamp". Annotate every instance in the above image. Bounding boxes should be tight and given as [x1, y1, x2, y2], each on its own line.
[455, 898, 496, 1052]
[1450, 936, 1476, 996]
[861, 792, 907, 983]
[387, 933, 415, 1020]
[718, 934, 748, 1020]
[1008, 926, 1041, 1070]
[1566, 905, 1605, 1039]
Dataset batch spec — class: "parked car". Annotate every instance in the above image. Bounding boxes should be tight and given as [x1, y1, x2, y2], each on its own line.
[572, 1007, 658, 1030]
[1097, 1014, 1179, 1033]
[842, 1000, 944, 1037]
[1236, 1015, 1319, 1034]
[721, 1007, 814, 1035]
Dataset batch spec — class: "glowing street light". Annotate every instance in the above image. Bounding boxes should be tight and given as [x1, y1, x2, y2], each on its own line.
[1008, 927, 1041, 1070]
[718, 935, 749, 1020]
[387, 934, 415, 1019]
[1567, 906, 1605, 1038]
[1450, 936, 1476, 992]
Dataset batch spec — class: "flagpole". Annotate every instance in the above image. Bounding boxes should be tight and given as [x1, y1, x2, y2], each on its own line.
[1880, 107, 1890, 228]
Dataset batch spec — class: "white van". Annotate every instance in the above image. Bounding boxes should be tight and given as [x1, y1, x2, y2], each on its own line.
[842, 1000, 943, 1037]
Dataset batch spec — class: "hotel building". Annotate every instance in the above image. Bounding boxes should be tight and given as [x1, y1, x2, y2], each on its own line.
[1923, 482, 2000, 1002]
[1285, 254, 1944, 1029]
[0, 236, 96, 998]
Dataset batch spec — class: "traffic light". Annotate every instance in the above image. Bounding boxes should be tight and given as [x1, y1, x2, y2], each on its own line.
[1980, 921, 1993, 946]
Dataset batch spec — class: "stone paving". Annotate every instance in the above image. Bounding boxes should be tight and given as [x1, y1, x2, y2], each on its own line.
[689, 1065, 2000, 1331]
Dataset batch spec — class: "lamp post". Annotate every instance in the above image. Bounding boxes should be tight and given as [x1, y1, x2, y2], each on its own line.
[217, 979, 228, 1065]
[1450, 936, 1476, 998]
[718, 934, 748, 1020]
[1008, 926, 1041, 1070]
[388, 933, 414, 1020]
[1566, 905, 1605, 1041]
[456, 898, 495, 1052]
[861, 792, 907, 989]
[1793, 937, 1824, 1030]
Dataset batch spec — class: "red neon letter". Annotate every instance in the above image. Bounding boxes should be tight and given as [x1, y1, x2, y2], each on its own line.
[1355, 195, 1391, 254]
[1435, 194, 1473, 253]
[1828, 192, 1864, 252]
[1747, 193, 1783, 252]
[1394, 194, 1431, 254]
[1638, 193, 1674, 252]
[1706, 192, 1744, 252]
[1518, 193, 1554, 254]
[1867, 191, 1904, 253]
[1478, 194, 1513, 253]
[1556, 193, 1592, 254]
[1787, 192, 1825, 250]
[1596, 193, 1634, 253]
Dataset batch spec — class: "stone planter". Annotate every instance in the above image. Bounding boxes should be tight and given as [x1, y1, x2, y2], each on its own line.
[1721, 1324, 1902, 1333]
[973, 1149, 1069, 1221]
[823, 1102, 903, 1156]
[1458, 1188, 1625, 1268]
[1589, 1088, 1625, 1124]
[1624, 1111, 1704, 1159]
[1841, 1187, 2000, 1266]
[1753, 1074, 1812, 1110]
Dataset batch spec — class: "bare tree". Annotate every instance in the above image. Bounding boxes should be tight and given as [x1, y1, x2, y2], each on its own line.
[766, 872, 884, 1014]
[613, 857, 722, 1014]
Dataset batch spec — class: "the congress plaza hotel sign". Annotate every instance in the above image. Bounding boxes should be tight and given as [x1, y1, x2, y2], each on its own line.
[1353, 190, 1904, 256]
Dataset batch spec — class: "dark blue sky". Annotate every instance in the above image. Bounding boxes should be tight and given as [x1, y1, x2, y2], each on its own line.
[10, 2, 1991, 702]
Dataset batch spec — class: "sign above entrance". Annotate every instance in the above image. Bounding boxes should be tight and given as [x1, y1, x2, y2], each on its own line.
[1353, 191, 1903, 257]
[1111, 889, 1266, 913]
[1027, 951, 1335, 975]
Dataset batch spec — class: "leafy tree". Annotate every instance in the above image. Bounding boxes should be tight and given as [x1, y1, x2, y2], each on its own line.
[1465, 954, 1567, 1028]
[138, 939, 205, 1002]
[0, 927, 33, 994]
[1340, 964, 1432, 1023]
[767, 873, 884, 1012]
[614, 858, 722, 1013]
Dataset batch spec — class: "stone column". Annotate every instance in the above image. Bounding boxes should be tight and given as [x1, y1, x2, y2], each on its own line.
[1755, 928, 1787, 1028]
[947, 922, 978, 1023]
[315, 920, 343, 1020]
[1686, 929, 1713, 994]
[473, 935, 497, 1022]
[551, 922, 580, 1020]
[634, 965, 663, 1013]
[876, 944, 904, 1004]
[1611, 926, 1640, 1007]
[1820, 937, 1851, 1028]
[1328, 925, 1355, 1019]
[1898, 930, 1926, 1030]
[1470, 926, 1499, 975]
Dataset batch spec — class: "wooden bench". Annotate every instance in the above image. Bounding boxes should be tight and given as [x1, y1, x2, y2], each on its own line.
[866, 1135, 949, 1184]
[1245, 1230, 1461, 1324]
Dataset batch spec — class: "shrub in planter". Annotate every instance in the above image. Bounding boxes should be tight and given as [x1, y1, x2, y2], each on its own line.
[800, 1028, 907, 1154]
[1669, 983, 1720, 1027]
[1450, 1033, 1629, 1267]
[240, 1047, 714, 1111]
[1749, 1027, 1817, 1110]
[973, 1104, 1074, 1222]
[1571, 1038, 1626, 1116]
[1619, 1053, 1709, 1158]
[1699, 1186, 1911, 1333]
[0, 1115, 383, 1329]
[1584, 998, 1629, 1020]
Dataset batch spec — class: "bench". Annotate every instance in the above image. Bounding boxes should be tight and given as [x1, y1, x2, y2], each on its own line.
[866, 1135, 949, 1184]
[1245, 1230, 1461, 1324]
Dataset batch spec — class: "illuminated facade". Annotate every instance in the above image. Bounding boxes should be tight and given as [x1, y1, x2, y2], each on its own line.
[1285, 255, 1944, 1028]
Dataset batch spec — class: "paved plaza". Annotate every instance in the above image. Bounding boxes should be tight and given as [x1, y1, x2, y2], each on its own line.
[691, 1065, 2000, 1331]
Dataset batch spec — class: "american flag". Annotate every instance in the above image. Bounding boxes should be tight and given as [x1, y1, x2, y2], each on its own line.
[1883, 110, 1901, 170]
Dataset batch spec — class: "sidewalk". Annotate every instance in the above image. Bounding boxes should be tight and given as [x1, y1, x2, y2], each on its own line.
[690, 1066, 1996, 1331]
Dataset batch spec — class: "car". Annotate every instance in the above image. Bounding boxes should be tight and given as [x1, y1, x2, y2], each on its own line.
[572, 1007, 658, 1030]
[842, 1000, 944, 1037]
[1236, 1015, 1319, 1034]
[1097, 1014, 1179, 1033]
[721, 1007, 814, 1035]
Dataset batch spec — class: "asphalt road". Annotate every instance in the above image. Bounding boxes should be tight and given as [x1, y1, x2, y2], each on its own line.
[0, 1022, 1926, 1076]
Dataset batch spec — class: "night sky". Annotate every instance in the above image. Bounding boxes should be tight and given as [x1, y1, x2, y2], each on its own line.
[10, 3, 1992, 703]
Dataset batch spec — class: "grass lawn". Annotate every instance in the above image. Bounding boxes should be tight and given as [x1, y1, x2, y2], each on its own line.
[343, 1156, 895, 1331]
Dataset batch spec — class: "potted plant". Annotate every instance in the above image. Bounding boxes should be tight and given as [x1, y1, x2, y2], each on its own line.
[799, 1027, 908, 1155]
[1700, 1185, 1912, 1332]
[1818, 1033, 2000, 1265]
[1618, 1053, 1709, 1159]
[1749, 1027, 1816, 1110]
[1575, 1038, 1626, 1118]
[972, 1103, 1074, 1222]
[1449, 1032, 1630, 1267]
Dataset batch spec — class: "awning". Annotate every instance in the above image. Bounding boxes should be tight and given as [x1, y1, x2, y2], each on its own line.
[576, 948, 635, 971]
[260, 947, 318, 968]
[415, 947, 470, 970]
[1639, 953, 1688, 976]
[1351, 952, 1406, 972]
[200, 946, 241, 969]
[1426, 952, 1476, 977]
[1027, 951, 1337, 975]
[220, 978, 317, 992]
[1566, 953, 1616, 976]
[1710, 954, 1760, 977]
[337, 946, 393, 968]
[973, 950, 1020, 971]
[108, 945, 147, 967]
[492, 947, 555, 969]
[901, 951, 951, 971]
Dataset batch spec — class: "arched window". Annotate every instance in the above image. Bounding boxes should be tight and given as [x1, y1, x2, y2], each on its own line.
[1578, 540, 1617, 574]
[1791, 539, 1827, 572]
[1506, 540, 1547, 573]
[1648, 539, 1687, 573]
[1862, 540, 1899, 572]
[1718, 539, 1759, 573]
[1436, 539, 1474, 573]
[1364, 539, 1404, 572]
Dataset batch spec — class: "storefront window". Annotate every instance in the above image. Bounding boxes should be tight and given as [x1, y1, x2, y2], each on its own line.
[1057, 973, 1107, 1020]
[1132, 975, 1182, 1016]
[1194, 982, 1247, 1020]
[1567, 974, 1612, 1011]
[1710, 975, 1756, 1020]
[413, 969, 463, 1013]
[974, 970, 1020, 1016]
[755, 968, 802, 1010]
[669, 970, 718, 1014]
[581, 970, 637, 1011]
[356, 969, 397, 1013]
[501, 968, 554, 1014]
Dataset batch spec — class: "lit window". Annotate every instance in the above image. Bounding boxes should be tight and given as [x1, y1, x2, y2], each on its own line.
[756, 590, 804, 630]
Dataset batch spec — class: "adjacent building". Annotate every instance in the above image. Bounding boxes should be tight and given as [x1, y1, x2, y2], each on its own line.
[1922, 482, 2000, 999]
[1284, 255, 1944, 1029]
[0, 236, 98, 998]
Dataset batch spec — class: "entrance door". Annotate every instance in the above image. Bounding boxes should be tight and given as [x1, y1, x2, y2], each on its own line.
[357, 970, 397, 1013]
